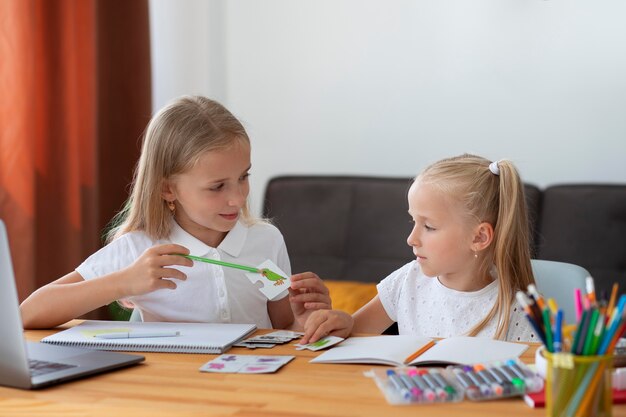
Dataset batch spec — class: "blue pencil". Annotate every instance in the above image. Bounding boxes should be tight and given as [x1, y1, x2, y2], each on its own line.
[553, 309, 563, 353]
[524, 312, 548, 346]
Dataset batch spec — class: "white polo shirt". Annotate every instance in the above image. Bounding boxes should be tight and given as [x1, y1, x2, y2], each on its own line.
[76, 220, 291, 328]
[377, 261, 537, 342]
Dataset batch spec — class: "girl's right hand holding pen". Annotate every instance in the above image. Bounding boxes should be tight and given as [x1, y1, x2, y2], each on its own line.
[301, 309, 354, 345]
[121, 244, 193, 296]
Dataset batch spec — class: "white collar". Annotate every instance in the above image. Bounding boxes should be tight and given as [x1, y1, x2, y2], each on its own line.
[169, 220, 248, 258]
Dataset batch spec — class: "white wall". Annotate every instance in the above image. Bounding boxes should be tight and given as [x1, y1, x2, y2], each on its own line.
[151, 0, 626, 214]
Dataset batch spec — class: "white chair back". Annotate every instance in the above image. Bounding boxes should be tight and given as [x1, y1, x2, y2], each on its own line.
[531, 259, 590, 324]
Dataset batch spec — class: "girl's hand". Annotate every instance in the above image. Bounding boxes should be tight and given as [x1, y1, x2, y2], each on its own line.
[121, 244, 193, 296]
[300, 309, 353, 345]
[288, 272, 332, 329]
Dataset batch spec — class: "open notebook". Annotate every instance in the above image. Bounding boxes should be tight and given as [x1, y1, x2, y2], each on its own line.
[310, 335, 528, 366]
[41, 320, 256, 354]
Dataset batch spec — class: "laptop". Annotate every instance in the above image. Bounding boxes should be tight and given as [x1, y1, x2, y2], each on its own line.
[0, 219, 144, 389]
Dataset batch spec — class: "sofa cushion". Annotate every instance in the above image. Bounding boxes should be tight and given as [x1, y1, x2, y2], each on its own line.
[263, 176, 414, 283]
[324, 280, 378, 314]
[536, 184, 626, 295]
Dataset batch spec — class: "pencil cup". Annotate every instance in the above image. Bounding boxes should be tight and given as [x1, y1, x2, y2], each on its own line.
[544, 351, 613, 417]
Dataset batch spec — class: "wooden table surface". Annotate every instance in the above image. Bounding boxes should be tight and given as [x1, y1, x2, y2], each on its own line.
[1, 322, 624, 417]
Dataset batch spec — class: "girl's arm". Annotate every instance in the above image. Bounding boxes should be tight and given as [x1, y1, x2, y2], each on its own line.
[352, 296, 394, 333]
[20, 271, 131, 329]
[300, 295, 394, 344]
[20, 243, 193, 329]
[267, 297, 294, 330]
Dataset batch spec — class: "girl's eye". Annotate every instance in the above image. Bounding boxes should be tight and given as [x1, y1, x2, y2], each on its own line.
[209, 183, 224, 191]
[424, 224, 435, 231]
[240, 173, 250, 181]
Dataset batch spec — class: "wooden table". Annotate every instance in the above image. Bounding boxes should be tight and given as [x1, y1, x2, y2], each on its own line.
[1, 323, 624, 417]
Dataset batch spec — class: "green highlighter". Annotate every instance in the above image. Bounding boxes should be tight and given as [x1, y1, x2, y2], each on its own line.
[178, 254, 286, 285]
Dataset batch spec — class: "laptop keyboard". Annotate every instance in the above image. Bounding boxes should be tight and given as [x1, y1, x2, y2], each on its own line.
[29, 359, 77, 377]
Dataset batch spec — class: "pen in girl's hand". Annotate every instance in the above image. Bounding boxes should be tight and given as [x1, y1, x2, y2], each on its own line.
[94, 331, 181, 339]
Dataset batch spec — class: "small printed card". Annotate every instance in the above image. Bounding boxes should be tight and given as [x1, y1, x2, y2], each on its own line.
[244, 260, 291, 301]
[199, 355, 295, 374]
[295, 336, 345, 351]
[234, 330, 305, 349]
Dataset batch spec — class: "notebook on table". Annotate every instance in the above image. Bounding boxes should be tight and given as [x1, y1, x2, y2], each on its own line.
[0, 219, 145, 390]
[310, 335, 528, 366]
[41, 320, 257, 354]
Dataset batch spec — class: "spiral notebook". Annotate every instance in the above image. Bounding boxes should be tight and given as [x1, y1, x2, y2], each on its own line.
[41, 320, 256, 354]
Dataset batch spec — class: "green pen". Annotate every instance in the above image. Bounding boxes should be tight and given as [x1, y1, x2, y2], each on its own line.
[589, 313, 605, 355]
[177, 254, 286, 284]
[542, 308, 554, 353]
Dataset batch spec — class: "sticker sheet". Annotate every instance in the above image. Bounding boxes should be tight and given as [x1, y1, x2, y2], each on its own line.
[199, 355, 295, 374]
[233, 330, 304, 349]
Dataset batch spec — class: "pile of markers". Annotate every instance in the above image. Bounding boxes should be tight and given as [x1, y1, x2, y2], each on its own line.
[366, 360, 542, 405]
[516, 279, 626, 356]
[367, 367, 463, 405]
[449, 359, 543, 401]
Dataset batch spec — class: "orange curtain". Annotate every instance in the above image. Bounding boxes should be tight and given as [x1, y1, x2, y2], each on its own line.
[0, 0, 151, 307]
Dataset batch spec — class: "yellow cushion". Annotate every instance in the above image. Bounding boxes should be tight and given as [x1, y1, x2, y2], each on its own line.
[325, 280, 378, 314]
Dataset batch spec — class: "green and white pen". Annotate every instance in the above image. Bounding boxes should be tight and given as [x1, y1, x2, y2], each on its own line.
[177, 254, 286, 283]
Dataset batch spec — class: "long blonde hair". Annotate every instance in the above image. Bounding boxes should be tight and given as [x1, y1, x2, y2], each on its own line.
[106, 96, 257, 242]
[416, 153, 534, 339]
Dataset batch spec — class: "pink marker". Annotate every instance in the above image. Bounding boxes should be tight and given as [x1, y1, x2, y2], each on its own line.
[574, 288, 583, 322]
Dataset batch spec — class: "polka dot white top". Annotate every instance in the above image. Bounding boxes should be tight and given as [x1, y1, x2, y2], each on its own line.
[377, 261, 537, 342]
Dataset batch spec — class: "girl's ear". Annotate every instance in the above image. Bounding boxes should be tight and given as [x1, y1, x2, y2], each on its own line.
[161, 180, 176, 201]
[471, 222, 494, 252]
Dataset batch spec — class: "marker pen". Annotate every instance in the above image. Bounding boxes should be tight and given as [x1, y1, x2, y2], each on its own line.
[398, 371, 421, 401]
[485, 365, 515, 395]
[452, 367, 480, 399]
[495, 363, 525, 391]
[505, 360, 542, 392]
[463, 366, 491, 396]
[429, 369, 457, 397]
[474, 364, 503, 396]
[420, 370, 447, 400]
[386, 370, 411, 401]
[407, 369, 435, 402]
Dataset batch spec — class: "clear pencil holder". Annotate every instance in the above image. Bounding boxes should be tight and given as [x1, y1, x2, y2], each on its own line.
[544, 351, 613, 417]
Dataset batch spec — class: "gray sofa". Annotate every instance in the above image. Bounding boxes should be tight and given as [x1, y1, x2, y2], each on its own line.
[263, 176, 626, 297]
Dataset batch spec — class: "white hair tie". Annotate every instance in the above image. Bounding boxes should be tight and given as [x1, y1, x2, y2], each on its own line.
[489, 161, 500, 176]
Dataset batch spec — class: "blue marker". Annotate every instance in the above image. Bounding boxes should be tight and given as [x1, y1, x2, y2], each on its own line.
[554, 309, 563, 353]
[598, 295, 626, 354]
[386, 370, 411, 401]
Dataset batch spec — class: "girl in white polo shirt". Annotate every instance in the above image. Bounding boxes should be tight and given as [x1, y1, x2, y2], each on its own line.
[20, 96, 330, 329]
[301, 154, 537, 343]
